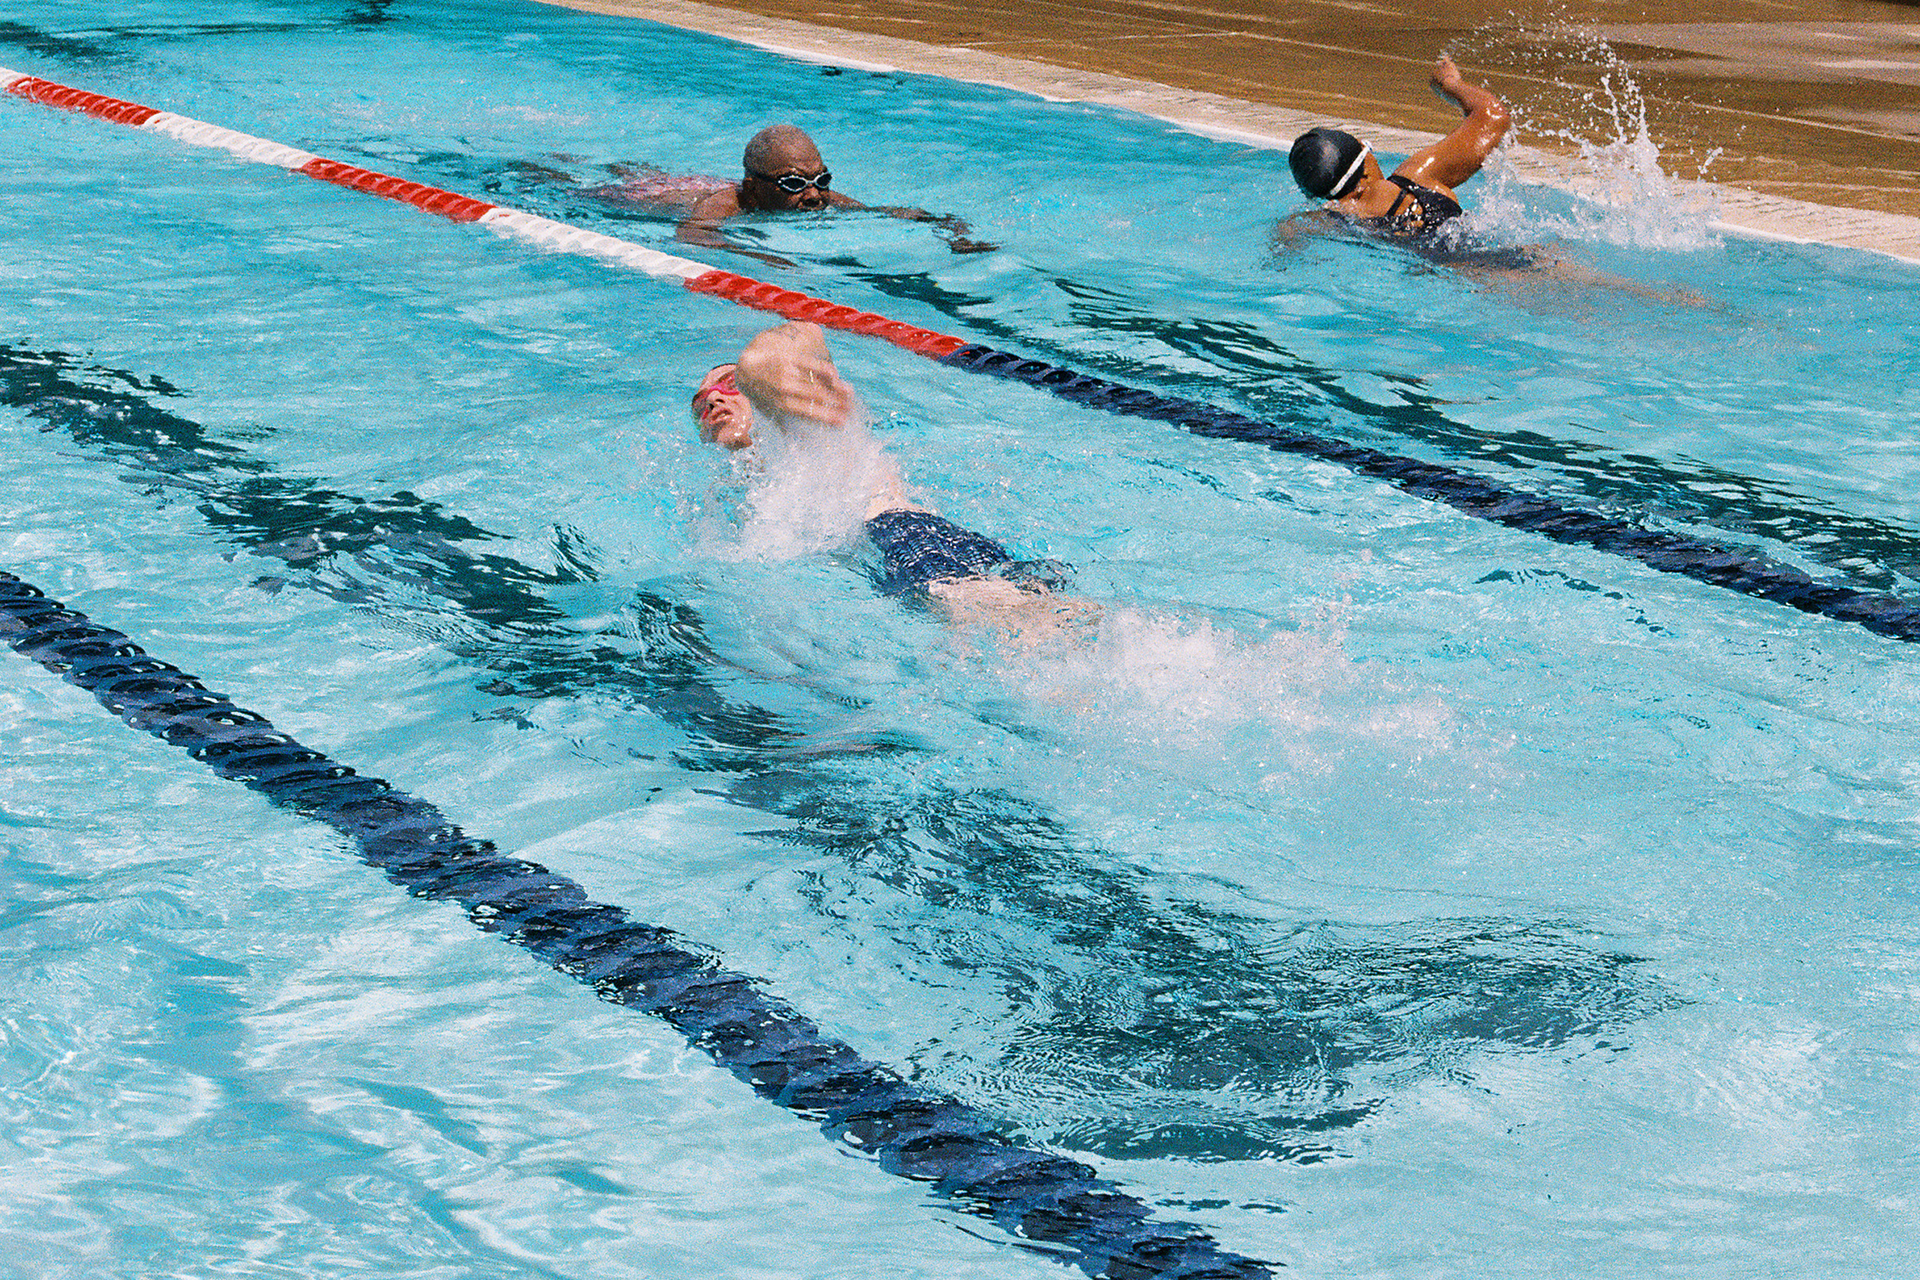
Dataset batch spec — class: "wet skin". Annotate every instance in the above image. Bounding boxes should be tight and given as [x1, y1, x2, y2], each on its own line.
[692, 362, 754, 451]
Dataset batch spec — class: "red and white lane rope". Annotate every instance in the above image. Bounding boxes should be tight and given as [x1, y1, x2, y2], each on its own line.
[14, 69, 1920, 645]
[1, 67, 966, 360]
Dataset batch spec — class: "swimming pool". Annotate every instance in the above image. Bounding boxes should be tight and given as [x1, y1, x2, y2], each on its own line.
[5, 1, 1920, 1276]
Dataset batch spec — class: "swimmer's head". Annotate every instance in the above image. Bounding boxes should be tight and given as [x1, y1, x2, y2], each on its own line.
[1289, 128, 1372, 200]
[692, 363, 754, 450]
[741, 124, 832, 213]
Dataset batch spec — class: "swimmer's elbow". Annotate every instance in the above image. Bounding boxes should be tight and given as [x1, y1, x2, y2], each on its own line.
[1479, 98, 1512, 140]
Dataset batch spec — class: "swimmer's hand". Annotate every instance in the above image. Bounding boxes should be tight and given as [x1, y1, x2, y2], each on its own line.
[736, 322, 856, 425]
[502, 159, 581, 185]
[1430, 54, 1471, 109]
[1269, 208, 1329, 252]
[1429, 54, 1503, 125]
[931, 213, 997, 254]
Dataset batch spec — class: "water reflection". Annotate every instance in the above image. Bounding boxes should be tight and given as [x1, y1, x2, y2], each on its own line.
[5, 343, 1675, 1159]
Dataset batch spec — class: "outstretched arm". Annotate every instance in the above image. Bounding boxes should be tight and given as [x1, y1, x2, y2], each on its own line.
[863, 201, 999, 254]
[734, 322, 857, 425]
[1394, 55, 1510, 195]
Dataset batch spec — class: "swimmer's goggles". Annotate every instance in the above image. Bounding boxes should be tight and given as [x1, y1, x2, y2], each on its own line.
[750, 169, 832, 194]
[691, 369, 740, 419]
[1330, 143, 1371, 200]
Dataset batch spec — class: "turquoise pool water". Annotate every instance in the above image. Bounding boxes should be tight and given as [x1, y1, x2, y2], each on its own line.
[4, 2, 1919, 1277]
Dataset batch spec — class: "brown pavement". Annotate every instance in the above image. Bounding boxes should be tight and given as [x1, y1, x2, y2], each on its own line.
[547, 0, 1920, 260]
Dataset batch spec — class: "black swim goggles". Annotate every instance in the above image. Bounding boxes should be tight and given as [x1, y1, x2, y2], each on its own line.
[751, 169, 832, 193]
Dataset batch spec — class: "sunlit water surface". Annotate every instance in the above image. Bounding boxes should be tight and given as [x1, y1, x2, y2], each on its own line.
[3, 2, 1919, 1278]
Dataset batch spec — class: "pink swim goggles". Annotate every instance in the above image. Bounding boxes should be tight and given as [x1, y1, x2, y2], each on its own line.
[691, 369, 740, 419]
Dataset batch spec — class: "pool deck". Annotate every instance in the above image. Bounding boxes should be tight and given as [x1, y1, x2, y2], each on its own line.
[545, 0, 1920, 264]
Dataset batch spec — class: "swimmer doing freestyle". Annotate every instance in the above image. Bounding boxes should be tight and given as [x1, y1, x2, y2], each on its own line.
[1288, 55, 1509, 244]
[1281, 56, 1707, 302]
[691, 323, 1091, 638]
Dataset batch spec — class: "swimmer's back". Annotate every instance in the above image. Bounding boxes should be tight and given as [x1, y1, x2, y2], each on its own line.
[583, 172, 731, 209]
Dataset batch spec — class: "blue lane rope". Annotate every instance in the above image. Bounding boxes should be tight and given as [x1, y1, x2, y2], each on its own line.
[940, 344, 1920, 644]
[845, 264, 1920, 593]
[0, 569, 1274, 1280]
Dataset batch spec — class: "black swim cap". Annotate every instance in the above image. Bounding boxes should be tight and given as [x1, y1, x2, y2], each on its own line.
[1289, 128, 1371, 200]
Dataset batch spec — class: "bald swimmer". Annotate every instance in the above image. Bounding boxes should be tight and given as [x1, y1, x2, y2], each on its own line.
[670, 125, 994, 264]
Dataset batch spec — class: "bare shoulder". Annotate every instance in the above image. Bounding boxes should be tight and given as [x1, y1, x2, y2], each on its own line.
[685, 186, 745, 221]
[1387, 154, 1461, 203]
[828, 190, 865, 209]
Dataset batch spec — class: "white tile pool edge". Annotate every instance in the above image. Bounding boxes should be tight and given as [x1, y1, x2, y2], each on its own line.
[569, 0, 1920, 268]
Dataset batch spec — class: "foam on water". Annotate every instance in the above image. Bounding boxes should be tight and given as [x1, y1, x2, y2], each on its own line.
[1003, 602, 1457, 781]
[699, 401, 899, 564]
[1460, 22, 1722, 251]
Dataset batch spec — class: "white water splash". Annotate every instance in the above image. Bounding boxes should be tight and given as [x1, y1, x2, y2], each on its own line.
[1002, 601, 1458, 785]
[1462, 23, 1722, 250]
[706, 402, 900, 564]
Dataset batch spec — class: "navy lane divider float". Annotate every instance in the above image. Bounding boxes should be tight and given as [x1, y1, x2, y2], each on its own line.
[0, 568, 1274, 1280]
[939, 346, 1920, 643]
[9, 66, 1920, 646]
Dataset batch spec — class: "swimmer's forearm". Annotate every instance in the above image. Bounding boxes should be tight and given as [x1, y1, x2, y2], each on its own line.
[870, 204, 963, 231]
[676, 218, 796, 269]
[867, 203, 936, 223]
[1429, 61, 1511, 169]
[737, 324, 854, 424]
[750, 321, 833, 365]
[1433, 56, 1505, 122]
[675, 217, 730, 250]
[870, 206, 999, 253]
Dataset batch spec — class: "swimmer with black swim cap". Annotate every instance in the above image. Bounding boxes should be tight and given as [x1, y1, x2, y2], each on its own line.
[1290, 128, 1373, 201]
[1287, 55, 1509, 243]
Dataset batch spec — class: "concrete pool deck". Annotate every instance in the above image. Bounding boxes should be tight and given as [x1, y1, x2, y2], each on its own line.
[548, 0, 1920, 264]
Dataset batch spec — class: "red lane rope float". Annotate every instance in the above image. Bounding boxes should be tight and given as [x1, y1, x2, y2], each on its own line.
[1, 65, 966, 359]
[295, 157, 496, 223]
[683, 271, 968, 358]
[7, 74, 160, 126]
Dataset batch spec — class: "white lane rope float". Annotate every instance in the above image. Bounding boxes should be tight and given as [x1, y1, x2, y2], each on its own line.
[8, 69, 1920, 643]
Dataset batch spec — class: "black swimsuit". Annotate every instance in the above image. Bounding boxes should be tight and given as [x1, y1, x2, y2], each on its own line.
[1333, 176, 1538, 268]
[1354, 175, 1464, 241]
[862, 509, 1069, 598]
